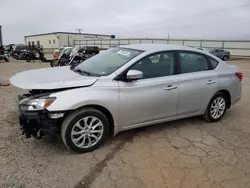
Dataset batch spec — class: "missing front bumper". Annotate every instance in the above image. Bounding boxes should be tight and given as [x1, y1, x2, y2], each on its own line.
[17, 93, 65, 139]
[19, 110, 63, 139]
[19, 113, 43, 139]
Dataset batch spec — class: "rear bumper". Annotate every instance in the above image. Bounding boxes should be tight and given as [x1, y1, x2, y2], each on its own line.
[231, 95, 241, 106]
[230, 80, 242, 107]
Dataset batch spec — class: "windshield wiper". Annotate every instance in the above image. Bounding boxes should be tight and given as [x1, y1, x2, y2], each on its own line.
[73, 68, 92, 76]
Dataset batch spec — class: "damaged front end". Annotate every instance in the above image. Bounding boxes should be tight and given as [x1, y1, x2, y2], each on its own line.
[18, 89, 65, 139]
[19, 109, 53, 139]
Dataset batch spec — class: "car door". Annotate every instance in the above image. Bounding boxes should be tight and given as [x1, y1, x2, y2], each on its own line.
[118, 51, 179, 128]
[216, 49, 225, 59]
[217, 49, 225, 59]
[177, 51, 218, 115]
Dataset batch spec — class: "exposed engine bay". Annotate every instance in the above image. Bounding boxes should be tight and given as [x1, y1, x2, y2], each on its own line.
[19, 88, 68, 99]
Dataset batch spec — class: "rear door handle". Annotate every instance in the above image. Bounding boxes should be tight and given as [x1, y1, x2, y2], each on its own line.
[206, 80, 216, 85]
[164, 85, 177, 91]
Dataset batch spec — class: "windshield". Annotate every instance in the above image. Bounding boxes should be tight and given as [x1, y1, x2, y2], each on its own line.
[70, 46, 79, 57]
[75, 47, 143, 76]
[61, 47, 73, 54]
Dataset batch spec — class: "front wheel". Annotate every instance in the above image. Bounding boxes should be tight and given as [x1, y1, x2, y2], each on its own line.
[40, 57, 46, 62]
[203, 92, 228, 122]
[61, 108, 109, 153]
[25, 57, 32, 62]
[4, 57, 9, 62]
[223, 56, 229, 61]
[50, 59, 60, 67]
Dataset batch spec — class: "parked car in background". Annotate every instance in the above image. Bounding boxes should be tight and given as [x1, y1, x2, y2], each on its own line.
[197, 48, 230, 61]
[10, 44, 242, 153]
[210, 49, 230, 61]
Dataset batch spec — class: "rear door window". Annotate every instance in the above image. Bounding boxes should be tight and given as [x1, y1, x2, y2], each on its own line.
[178, 52, 209, 74]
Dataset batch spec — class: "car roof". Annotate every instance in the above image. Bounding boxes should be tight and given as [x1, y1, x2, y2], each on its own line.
[119, 44, 201, 52]
[119, 43, 223, 62]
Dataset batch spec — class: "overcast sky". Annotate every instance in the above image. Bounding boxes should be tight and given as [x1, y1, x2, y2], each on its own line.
[0, 0, 250, 44]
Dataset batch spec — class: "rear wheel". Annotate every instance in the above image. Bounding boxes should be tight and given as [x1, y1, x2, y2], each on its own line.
[25, 58, 31, 62]
[61, 108, 109, 153]
[203, 92, 228, 122]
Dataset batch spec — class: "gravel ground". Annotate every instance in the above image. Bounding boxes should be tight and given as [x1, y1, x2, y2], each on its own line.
[1, 58, 250, 188]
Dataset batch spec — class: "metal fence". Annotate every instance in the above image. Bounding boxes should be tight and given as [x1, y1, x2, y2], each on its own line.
[73, 38, 250, 56]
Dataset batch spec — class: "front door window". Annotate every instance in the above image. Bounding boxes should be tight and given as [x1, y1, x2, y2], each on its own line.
[130, 51, 175, 79]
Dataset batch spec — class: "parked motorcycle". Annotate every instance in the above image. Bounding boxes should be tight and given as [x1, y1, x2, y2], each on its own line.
[0, 50, 10, 62]
[17, 48, 46, 62]
[53, 46, 73, 59]
[0, 54, 9, 62]
[50, 46, 99, 67]
[4, 45, 14, 57]
[50, 46, 84, 67]
[50, 47, 72, 67]
[11, 45, 27, 60]
[68, 47, 86, 68]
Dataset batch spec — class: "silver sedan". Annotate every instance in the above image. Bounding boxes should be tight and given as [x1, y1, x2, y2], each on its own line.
[11, 44, 242, 153]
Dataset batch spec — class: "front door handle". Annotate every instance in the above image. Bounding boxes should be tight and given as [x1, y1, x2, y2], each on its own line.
[206, 80, 216, 85]
[164, 85, 177, 91]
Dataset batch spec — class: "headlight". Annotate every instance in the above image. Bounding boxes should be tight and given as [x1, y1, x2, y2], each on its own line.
[23, 97, 56, 111]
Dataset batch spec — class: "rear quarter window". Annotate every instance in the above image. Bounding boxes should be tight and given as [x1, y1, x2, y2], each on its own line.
[208, 57, 219, 69]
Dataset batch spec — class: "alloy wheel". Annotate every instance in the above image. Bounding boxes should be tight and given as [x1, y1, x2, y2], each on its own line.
[210, 97, 226, 119]
[71, 116, 104, 148]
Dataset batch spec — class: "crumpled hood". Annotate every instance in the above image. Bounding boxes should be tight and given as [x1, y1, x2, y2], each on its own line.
[10, 66, 98, 89]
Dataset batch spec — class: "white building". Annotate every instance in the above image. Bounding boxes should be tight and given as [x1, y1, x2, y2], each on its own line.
[24, 32, 115, 49]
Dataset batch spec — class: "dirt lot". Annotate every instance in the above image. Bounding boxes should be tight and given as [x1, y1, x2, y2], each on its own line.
[1, 58, 250, 188]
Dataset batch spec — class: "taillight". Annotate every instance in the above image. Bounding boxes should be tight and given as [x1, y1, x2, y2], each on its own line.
[235, 72, 243, 81]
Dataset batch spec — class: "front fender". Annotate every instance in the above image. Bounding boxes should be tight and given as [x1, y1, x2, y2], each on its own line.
[47, 86, 119, 124]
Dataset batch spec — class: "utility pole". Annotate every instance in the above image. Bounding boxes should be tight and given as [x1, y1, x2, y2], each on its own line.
[0, 26, 3, 46]
[167, 33, 170, 44]
[0, 26, 10, 86]
[76, 29, 82, 34]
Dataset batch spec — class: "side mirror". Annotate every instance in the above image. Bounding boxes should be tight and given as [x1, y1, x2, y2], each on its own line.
[126, 70, 143, 80]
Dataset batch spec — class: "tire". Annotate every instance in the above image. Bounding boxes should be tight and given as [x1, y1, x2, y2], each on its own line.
[203, 92, 228, 122]
[223, 56, 229, 61]
[4, 57, 9, 62]
[26, 58, 31, 62]
[61, 108, 109, 153]
[40, 57, 46, 62]
[12, 54, 19, 60]
[50, 59, 60, 67]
